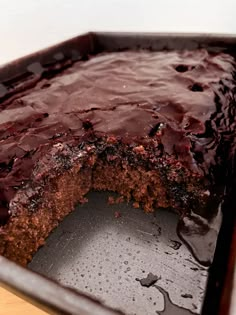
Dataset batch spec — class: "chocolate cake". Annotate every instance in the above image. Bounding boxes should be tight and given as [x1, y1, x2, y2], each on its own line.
[0, 50, 235, 266]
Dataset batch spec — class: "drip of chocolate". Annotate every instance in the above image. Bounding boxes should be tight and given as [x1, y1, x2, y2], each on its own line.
[154, 285, 198, 315]
[177, 204, 222, 266]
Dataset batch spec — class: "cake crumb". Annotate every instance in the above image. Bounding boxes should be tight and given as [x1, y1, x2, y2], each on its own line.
[116, 196, 124, 204]
[108, 196, 115, 205]
[108, 195, 124, 205]
[115, 211, 121, 218]
[79, 197, 88, 204]
[133, 201, 140, 209]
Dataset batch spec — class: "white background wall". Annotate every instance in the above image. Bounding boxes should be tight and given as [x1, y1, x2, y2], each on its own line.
[0, 0, 236, 64]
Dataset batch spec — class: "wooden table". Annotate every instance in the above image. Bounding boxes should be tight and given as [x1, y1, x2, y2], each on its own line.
[0, 287, 48, 315]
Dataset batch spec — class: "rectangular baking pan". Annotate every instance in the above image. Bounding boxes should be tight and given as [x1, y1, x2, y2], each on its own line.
[0, 32, 235, 315]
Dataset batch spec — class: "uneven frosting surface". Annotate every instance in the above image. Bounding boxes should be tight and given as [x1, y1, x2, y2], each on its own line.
[0, 50, 235, 224]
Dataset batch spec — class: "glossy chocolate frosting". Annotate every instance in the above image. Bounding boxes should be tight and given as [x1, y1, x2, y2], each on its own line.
[0, 50, 235, 226]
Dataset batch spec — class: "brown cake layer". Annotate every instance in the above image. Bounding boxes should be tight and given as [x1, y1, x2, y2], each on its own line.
[0, 50, 235, 265]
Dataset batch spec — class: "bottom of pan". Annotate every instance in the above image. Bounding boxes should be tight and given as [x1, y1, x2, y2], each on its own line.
[29, 191, 208, 315]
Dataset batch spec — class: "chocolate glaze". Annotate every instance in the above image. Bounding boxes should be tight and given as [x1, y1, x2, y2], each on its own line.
[153, 285, 197, 315]
[0, 50, 235, 265]
[177, 203, 222, 266]
[136, 272, 160, 287]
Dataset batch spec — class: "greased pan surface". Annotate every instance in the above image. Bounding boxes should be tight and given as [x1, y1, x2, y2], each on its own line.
[0, 32, 235, 315]
[29, 192, 208, 315]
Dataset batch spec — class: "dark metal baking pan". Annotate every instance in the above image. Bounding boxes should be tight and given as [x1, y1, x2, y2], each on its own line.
[0, 32, 235, 315]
